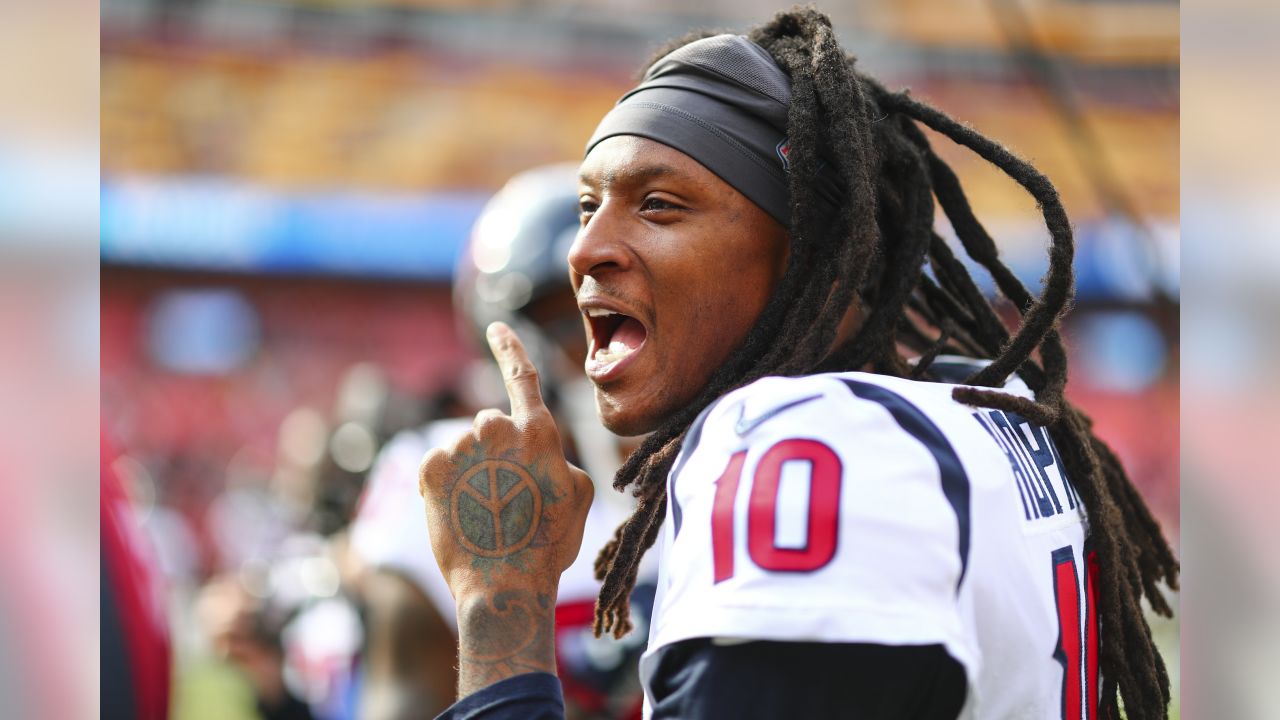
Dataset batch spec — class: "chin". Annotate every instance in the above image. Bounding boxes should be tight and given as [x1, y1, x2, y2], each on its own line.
[594, 389, 663, 438]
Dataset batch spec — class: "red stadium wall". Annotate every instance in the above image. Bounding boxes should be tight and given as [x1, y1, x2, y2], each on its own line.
[102, 267, 473, 572]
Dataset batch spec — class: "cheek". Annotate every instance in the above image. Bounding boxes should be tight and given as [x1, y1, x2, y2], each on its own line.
[729, 283, 773, 338]
[674, 238, 780, 357]
[721, 243, 784, 321]
[680, 276, 770, 371]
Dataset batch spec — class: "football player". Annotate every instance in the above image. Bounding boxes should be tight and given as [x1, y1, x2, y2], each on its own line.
[102, 435, 171, 720]
[418, 8, 1178, 720]
[351, 164, 653, 719]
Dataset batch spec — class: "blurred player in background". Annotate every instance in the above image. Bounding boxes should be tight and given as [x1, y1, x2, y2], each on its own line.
[102, 434, 171, 720]
[196, 576, 314, 720]
[350, 164, 653, 719]
[418, 8, 1179, 720]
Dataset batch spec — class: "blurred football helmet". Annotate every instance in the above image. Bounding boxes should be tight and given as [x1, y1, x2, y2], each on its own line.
[453, 163, 583, 385]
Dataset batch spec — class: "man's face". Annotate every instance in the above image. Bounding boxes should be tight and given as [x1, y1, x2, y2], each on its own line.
[571, 136, 788, 436]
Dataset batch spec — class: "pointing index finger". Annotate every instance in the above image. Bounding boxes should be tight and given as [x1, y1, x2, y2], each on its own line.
[486, 322, 548, 421]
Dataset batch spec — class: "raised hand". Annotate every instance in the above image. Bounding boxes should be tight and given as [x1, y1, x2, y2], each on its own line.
[418, 322, 594, 696]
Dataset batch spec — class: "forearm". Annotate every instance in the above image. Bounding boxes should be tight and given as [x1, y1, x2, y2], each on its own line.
[455, 586, 558, 697]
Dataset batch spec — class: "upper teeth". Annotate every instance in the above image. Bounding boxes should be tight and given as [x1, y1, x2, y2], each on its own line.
[586, 308, 617, 318]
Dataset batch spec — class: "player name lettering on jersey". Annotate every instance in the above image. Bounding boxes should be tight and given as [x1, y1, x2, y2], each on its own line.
[972, 409, 1082, 524]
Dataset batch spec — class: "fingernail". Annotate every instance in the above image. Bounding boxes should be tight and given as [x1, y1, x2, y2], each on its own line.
[486, 322, 502, 340]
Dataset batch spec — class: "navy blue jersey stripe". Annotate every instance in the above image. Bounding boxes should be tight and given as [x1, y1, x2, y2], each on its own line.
[841, 379, 972, 591]
[669, 398, 722, 539]
[920, 359, 983, 385]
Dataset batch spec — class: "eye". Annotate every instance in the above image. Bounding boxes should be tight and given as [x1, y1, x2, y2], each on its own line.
[578, 197, 599, 224]
[640, 196, 681, 213]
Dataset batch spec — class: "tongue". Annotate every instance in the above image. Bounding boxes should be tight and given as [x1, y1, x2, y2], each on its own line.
[610, 317, 646, 350]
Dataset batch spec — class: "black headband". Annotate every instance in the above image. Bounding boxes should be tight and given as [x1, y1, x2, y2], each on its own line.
[584, 34, 841, 228]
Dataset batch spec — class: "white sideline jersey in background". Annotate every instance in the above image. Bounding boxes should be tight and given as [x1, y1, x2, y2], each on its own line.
[350, 415, 644, 620]
[640, 368, 1100, 719]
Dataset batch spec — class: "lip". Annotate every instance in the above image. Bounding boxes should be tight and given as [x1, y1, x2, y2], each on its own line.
[578, 295, 650, 384]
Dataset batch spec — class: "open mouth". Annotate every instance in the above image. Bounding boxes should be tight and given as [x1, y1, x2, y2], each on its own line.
[585, 308, 648, 379]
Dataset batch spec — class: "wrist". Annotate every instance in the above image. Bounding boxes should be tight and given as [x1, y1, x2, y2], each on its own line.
[454, 586, 559, 697]
[454, 585, 557, 625]
[450, 571, 558, 607]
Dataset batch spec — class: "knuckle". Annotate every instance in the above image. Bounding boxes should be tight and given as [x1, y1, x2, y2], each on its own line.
[526, 405, 555, 427]
[472, 409, 509, 437]
[417, 449, 448, 495]
[506, 362, 539, 385]
[515, 409, 557, 441]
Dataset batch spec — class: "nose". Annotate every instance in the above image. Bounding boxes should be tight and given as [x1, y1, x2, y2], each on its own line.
[567, 203, 630, 284]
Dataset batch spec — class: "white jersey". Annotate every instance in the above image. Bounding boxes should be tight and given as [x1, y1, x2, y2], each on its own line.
[640, 369, 1100, 719]
[350, 418, 473, 629]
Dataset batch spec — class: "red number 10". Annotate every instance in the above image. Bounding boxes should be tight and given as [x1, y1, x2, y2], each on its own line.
[711, 439, 842, 583]
[1052, 546, 1100, 720]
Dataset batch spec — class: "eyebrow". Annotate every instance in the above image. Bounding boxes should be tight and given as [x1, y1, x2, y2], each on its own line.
[579, 162, 682, 189]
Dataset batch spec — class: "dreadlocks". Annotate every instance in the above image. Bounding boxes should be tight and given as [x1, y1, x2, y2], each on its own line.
[591, 7, 1178, 719]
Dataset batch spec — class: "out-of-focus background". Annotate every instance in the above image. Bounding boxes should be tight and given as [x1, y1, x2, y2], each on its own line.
[5, 0, 1237, 717]
[94, 1, 1182, 717]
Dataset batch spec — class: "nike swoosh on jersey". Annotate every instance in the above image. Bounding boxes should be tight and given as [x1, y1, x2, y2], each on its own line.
[734, 394, 823, 436]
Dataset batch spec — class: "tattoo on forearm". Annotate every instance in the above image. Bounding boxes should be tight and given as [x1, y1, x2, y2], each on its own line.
[456, 588, 555, 695]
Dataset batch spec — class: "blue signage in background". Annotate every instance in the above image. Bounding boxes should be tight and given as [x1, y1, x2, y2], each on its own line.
[101, 178, 1178, 300]
[101, 178, 490, 280]
[935, 217, 1179, 302]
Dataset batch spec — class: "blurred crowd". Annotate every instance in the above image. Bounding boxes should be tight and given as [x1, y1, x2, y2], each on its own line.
[96, 1, 1181, 718]
[106, 164, 664, 720]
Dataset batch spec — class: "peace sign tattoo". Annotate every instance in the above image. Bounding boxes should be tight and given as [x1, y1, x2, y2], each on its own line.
[450, 459, 544, 559]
